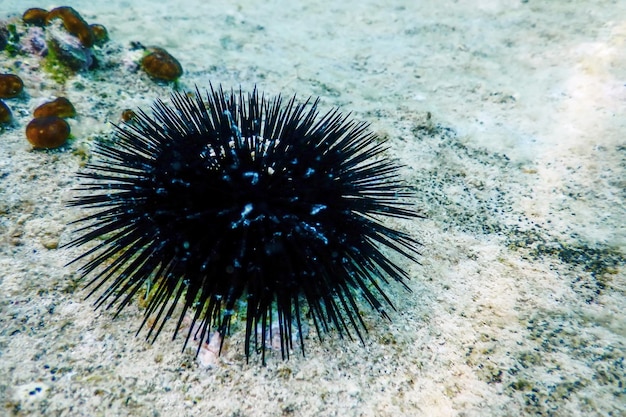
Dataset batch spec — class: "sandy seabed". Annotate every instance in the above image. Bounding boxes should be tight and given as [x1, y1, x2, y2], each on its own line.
[0, 1, 624, 416]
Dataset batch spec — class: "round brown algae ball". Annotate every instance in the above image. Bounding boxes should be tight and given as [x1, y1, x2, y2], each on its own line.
[46, 7, 94, 48]
[141, 47, 183, 82]
[34, 97, 76, 118]
[0, 74, 24, 99]
[23, 8, 49, 26]
[121, 109, 137, 122]
[90, 24, 109, 46]
[26, 117, 70, 149]
[0, 100, 12, 124]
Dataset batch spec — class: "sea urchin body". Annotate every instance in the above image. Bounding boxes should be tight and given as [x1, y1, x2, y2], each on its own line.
[67, 85, 422, 363]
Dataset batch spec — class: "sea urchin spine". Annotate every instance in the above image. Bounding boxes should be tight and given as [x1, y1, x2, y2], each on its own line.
[66, 85, 422, 363]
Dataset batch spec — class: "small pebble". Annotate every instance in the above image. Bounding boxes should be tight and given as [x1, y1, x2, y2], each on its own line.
[25, 117, 70, 149]
[141, 47, 183, 82]
[23, 8, 49, 26]
[0, 74, 24, 99]
[0, 100, 11, 124]
[46, 6, 94, 48]
[41, 237, 59, 250]
[34, 97, 76, 118]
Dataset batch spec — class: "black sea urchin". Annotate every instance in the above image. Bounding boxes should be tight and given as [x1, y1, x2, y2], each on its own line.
[67, 85, 422, 363]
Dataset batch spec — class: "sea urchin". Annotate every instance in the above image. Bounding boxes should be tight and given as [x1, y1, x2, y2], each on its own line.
[66, 85, 422, 363]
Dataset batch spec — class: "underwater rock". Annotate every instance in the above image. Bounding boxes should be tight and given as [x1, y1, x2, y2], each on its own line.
[46, 21, 94, 71]
[34, 97, 76, 118]
[0, 26, 7, 51]
[25, 116, 70, 149]
[0, 74, 24, 98]
[141, 47, 183, 82]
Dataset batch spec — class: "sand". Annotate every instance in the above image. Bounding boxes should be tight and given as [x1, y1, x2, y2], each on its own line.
[0, 1, 624, 416]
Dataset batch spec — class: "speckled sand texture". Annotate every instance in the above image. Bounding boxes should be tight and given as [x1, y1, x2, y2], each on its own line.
[0, 1, 624, 416]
